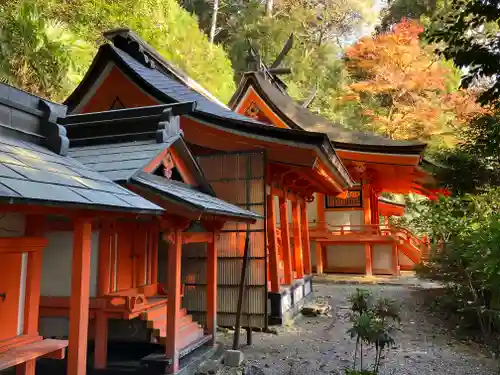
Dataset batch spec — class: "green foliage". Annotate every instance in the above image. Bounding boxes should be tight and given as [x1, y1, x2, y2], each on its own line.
[0, 0, 236, 102]
[425, 0, 500, 107]
[377, 0, 448, 32]
[0, 0, 93, 101]
[425, 113, 500, 195]
[346, 289, 400, 374]
[406, 189, 500, 353]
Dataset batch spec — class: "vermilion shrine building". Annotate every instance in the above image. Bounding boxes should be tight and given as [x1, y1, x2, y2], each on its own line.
[0, 84, 260, 375]
[0, 27, 436, 375]
[230, 62, 432, 276]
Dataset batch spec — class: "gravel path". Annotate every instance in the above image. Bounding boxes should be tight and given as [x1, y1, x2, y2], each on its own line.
[218, 282, 499, 375]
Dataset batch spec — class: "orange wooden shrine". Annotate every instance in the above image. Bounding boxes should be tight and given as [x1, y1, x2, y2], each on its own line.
[65, 29, 355, 327]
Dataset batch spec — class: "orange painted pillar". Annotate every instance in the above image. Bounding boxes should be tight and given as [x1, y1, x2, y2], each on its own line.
[279, 196, 293, 284]
[315, 242, 323, 274]
[267, 194, 280, 292]
[206, 232, 217, 345]
[68, 217, 93, 375]
[391, 242, 399, 276]
[94, 311, 108, 369]
[24, 215, 44, 335]
[291, 200, 304, 279]
[166, 229, 182, 373]
[300, 200, 312, 275]
[19, 217, 43, 375]
[316, 193, 326, 231]
[362, 183, 373, 276]
[97, 222, 112, 296]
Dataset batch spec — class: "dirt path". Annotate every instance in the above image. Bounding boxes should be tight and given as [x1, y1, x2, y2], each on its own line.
[218, 282, 499, 375]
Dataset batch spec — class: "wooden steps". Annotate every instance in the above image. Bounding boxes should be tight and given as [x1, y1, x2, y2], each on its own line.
[398, 241, 420, 264]
[140, 303, 205, 351]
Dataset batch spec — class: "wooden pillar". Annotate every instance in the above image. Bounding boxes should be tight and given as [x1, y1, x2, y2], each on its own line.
[94, 312, 108, 369]
[315, 242, 323, 274]
[291, 200, 304, 279]
[166, 229, 182, 374]
[300, 200, 311, 275]
[279, 196, 293, 284]
[24, 215, 44, 335]
[362, 183, 373, 275]
[97, 222, 112, 296]
[151, 226, 159, 284]
[206, 232, 217, 345]
[68, 217, 93, 375]
[266, 194, 280, 292]
[392, 242, 399, 276]
[18, 216, 44, 375]
[316, 193, 326, 231]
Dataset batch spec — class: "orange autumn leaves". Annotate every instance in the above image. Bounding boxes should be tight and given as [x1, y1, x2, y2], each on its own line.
[343, 19, 485, 142]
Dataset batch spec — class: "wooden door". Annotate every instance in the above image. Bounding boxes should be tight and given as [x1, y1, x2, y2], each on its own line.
[0, 253, 24, 340]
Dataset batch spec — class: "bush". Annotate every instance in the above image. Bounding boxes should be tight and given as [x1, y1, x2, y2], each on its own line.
[345, 289, 400, 374]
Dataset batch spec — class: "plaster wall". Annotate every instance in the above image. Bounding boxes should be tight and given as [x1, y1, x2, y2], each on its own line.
[325, 210, 364, 228]
[39, 231, 100, 339]
[40, 231, 100, 297]
[326, 244, 365, 269]
[372, 244, 392, 271]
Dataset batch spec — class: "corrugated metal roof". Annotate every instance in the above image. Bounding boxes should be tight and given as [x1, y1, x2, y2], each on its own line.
[111, 46, 265, 126]
[0, 135, 162, 213]
[131, 172, 262, 221]
[69, 138, 177, 182]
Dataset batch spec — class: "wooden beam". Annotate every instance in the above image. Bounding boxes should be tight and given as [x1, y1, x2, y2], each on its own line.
[362, 183, 372, 226]
[206, 232, 217, 345]
[67, 217, 93, 375]
[300, 200, 312, 275]
[291, 200, 304, 279]
[166, 230, 182, 373]
[182, 232, 214, 244]
[151, 227, 159, 284]
[278, 197, 293, 285]
[266, 194, 280, 293]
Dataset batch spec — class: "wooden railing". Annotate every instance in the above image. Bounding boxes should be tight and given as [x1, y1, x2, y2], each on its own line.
[309, 222, 430, 263]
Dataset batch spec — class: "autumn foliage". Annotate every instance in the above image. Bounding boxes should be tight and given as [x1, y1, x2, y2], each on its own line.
[343, 19, 484, 142]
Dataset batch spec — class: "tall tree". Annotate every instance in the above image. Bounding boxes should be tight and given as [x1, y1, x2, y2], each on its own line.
[343, 19, 479, 142]
[425, 0, 500, 107]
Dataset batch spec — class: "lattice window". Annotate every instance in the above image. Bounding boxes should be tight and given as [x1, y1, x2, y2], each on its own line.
[326, 190, 362, 208]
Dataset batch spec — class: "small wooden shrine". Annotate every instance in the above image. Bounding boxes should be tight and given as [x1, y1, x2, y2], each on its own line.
[230, 43, 433, 276]
[0, 83, 163, 375]
[65, 29, 354, 326]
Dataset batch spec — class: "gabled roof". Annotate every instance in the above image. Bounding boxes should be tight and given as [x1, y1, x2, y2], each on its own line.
[63, 104, 214, 195]
[64, 104, 258, 221]
[63, 31, 355, 189]
[0, 83, 162, 214]
[131, 172, 262, 221]
[230, 72, 427, 155]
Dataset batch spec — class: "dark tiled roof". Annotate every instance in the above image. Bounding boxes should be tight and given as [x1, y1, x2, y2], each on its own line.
[0, 135, 162, 213]
[231, 73, 427, 153]
[69, 138, 177, 182]
[131, 172, 262, 221]
[111, 46, 265, 126]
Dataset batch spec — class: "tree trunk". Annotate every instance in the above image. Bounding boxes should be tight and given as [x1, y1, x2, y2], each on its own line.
[209, 0, 219, 44]
[265, 0, 273, 17]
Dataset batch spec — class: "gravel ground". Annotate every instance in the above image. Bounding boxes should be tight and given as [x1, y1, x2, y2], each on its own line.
[218, 282, 499, 375]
